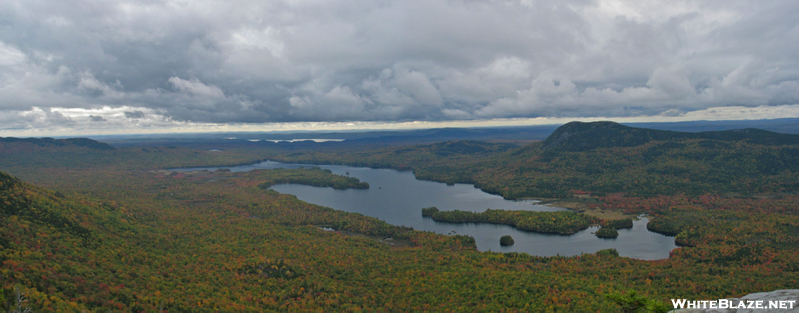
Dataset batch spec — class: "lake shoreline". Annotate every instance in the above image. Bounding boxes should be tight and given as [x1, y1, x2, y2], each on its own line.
[172, 159, 677, 259]
[533, 198, 638, 220]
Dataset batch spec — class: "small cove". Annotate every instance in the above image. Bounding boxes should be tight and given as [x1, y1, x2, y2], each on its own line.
[174, 160, 678, 259]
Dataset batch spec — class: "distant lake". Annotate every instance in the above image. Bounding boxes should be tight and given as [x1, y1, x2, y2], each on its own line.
[175, 161, 677, 259]
[245, 139, 345, 143]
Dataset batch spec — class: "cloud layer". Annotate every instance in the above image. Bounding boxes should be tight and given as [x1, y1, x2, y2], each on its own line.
[1, 0, 798, 134]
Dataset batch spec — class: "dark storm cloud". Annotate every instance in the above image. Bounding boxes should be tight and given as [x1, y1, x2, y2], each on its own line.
[1, 0, 799, 132]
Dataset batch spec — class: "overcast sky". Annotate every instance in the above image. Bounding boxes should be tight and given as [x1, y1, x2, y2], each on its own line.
[1, 0, 798, 136]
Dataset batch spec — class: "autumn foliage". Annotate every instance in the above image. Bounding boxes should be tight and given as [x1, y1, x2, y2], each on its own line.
[1, 131, 799, 312]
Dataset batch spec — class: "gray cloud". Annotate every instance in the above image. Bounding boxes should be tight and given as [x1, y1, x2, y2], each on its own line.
[124, 111, 146, 119]
[1, 0, 799, 133]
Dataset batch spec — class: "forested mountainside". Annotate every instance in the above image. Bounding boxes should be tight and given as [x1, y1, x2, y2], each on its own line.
[262, 121, 799, 198]
[1, 125, 799, 311]
[540, 121, 799, 151]
[467, 121, 799, 198]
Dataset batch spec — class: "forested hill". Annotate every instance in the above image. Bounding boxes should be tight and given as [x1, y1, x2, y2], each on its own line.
[253, 121, 799, 198]
[0, 169, 138, 311]
[0, 171, 110, 244]
[541, 121, 799, 151]
[0, 137, 115, 150]
[461, 122, 799, 198]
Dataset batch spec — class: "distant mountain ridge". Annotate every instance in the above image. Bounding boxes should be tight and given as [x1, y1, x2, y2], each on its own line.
[541, 121, 799, 151]
[0, 136, 115, 150]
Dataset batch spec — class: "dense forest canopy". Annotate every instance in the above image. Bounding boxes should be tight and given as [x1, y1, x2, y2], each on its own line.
[1, 122, 799, 311]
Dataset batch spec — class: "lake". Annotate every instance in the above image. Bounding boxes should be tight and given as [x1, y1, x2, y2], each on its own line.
[175, 160, 677, 259]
